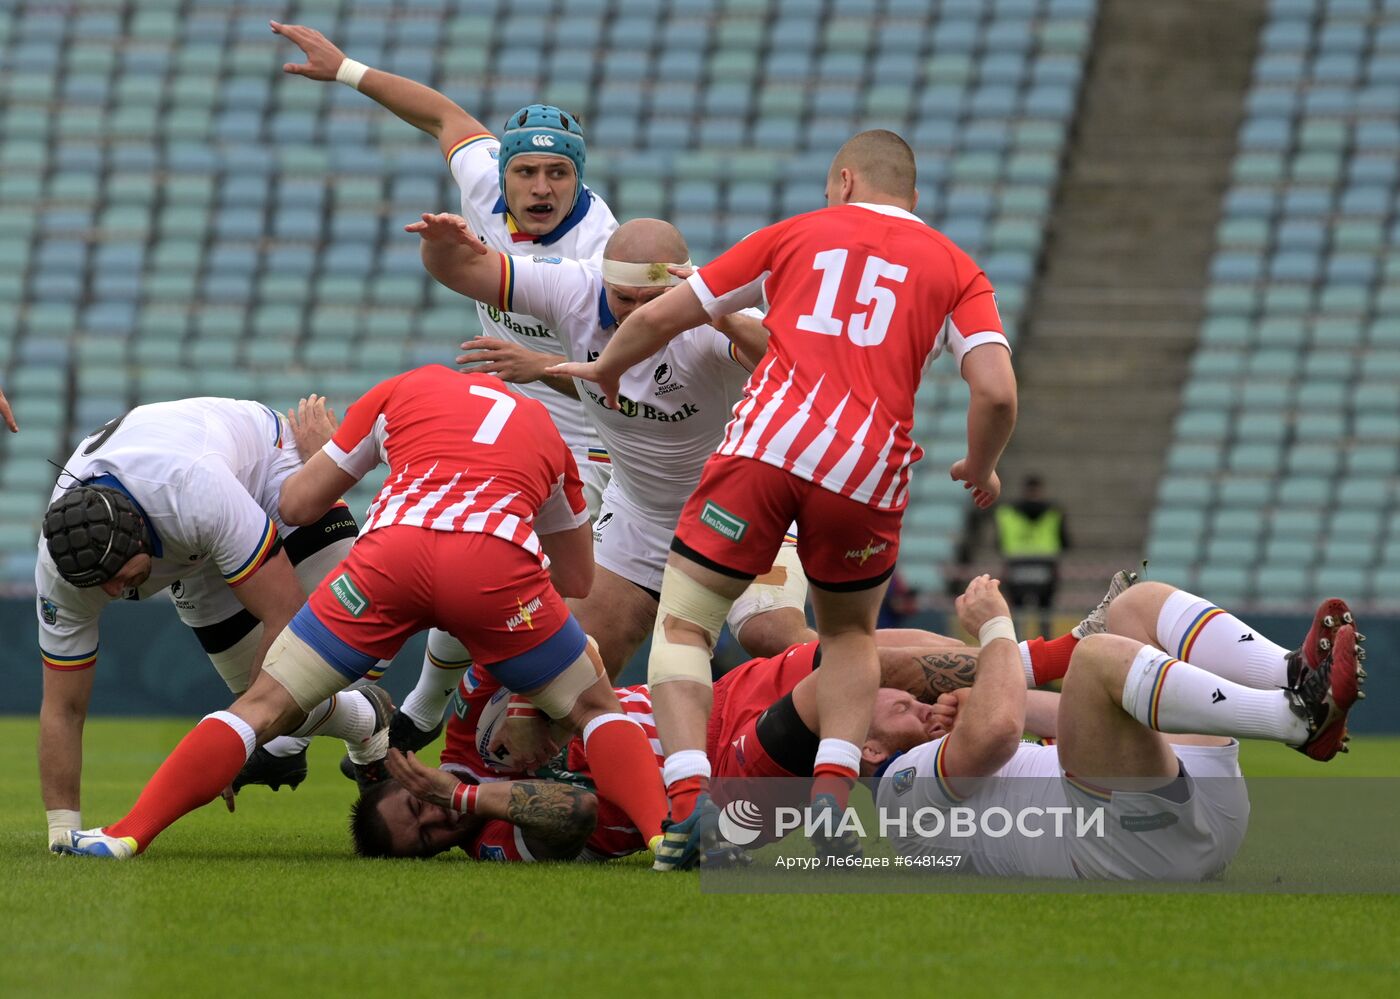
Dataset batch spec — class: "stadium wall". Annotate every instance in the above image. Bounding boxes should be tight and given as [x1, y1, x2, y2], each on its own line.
[2, 598, 1395, 733]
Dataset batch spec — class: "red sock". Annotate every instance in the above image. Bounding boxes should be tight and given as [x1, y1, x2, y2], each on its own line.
[1025, 633, 1080, 685]
[812, 764, 858, 812]
[106, 714, 252, 851]
[666, 775, 709, 824]
[582, 715, 669, 843]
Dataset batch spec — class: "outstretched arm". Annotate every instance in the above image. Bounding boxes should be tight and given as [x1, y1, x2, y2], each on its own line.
[411, 212, 499, 301]
[272, 21, 488, 158]
[547, 285, 710, 409]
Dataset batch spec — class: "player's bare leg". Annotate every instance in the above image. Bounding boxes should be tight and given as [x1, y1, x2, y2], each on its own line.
[733, 606, 816, 658]
[805, 581, 887, 858]
[59, 630, 388, 858]
[567, 564, 665, 680]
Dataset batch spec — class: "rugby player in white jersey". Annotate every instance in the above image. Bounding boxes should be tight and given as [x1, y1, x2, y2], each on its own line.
[876, 576, 1364, 880]
[36, 398, 393, 851]
[412, 212, 819, 678]
[273, 21, 619, 752]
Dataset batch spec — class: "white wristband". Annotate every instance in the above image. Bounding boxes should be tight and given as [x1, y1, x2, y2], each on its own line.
[978, 616, 1017, 647]
[47, 808, 81, 847]
[336, 58, 369, 90]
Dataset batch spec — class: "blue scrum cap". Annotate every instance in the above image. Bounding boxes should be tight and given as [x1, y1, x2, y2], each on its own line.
[498, 104, 587, 209]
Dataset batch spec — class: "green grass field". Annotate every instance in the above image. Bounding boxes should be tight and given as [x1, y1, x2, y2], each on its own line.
[4, 718, 1399, 998]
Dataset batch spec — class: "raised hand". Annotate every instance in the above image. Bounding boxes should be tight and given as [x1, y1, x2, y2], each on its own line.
[286, 394, 340, 461]
[270, 21, 348, 82]
[405, 212, 489, 251]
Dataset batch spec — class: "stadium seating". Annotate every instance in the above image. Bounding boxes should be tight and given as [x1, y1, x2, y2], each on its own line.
[1150, 0, 1400, 607]
[0, 0, 1099, 586]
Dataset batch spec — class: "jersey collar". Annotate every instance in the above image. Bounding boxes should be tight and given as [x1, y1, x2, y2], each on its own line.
[86, 472, 164, 558]
[597, 285, 618, 329]
[868, 749, 905, 790]
[491, 187, 596, 247]
[848, 201, 925, 224]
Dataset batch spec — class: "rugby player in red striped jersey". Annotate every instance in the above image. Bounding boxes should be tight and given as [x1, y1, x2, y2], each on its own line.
[554, 130, 1018, 867]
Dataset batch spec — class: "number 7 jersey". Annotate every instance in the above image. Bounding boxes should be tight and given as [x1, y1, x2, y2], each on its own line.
[325, 365, 588, 559]
[688, 202, 1010, 510]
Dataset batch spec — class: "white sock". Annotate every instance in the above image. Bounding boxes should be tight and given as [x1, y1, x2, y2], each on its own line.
[206, 710, 257, 760]
[288, 690, 377, 743]
[662, 749, 711, 787]
[1157, 590, 1291, 689]
[1121, 647, 1309, 745]
[813, 737, 862, 775]
[262, 735, 310, 758]
[347, 728, 388, 765]
[1018, 641, 1036, 686]
[401, 629, 473, 730]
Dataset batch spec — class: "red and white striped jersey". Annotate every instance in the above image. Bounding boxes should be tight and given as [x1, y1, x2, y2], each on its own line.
[325, 366, 587, 558]
[689, 202, 1009, 510]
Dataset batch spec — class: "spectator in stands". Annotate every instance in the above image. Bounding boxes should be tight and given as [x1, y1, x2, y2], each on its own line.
[994, 474, 1070, 638]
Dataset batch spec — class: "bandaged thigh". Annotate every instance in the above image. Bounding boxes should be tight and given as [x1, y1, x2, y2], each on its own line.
[650, 565, 733, 687]
[529, 651, 604, 719]
[726, 542, 810, 637]
[260, 627, 352, 712]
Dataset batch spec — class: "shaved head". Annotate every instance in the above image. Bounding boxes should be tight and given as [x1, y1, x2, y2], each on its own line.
[604, 218, 690, 266]
[828, 129, 917, 202]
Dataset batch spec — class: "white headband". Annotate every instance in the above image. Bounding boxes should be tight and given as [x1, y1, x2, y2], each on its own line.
[600, 259, 692, 287]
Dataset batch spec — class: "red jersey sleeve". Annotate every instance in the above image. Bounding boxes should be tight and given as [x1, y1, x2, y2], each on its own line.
[688, 220, 791, 319]
[938, 263, 1009, 367]
[324, 373, 402, 480]
[466, 819, 533, 862]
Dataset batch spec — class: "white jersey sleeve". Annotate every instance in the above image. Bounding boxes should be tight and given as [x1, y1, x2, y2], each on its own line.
[183, 457, 282, 587]
[495, 255, 599, 349]
[445, 133, 504, 234]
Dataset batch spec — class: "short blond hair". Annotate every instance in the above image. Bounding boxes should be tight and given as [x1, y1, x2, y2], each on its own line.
[829, 129, 917, 200]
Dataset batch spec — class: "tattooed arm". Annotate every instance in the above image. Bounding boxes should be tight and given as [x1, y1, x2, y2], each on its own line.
[878, 645, 980, 703]
[506, 781, 599, 860]
[385, 750, 598, 861]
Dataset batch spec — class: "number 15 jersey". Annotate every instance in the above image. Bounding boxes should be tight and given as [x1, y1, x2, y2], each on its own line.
[688, 202, 1010, 511]
[325, 365, 588, 560]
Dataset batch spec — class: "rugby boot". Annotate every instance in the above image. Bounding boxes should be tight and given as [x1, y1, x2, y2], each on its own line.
[653, 793, 722, 871]
[1284, 598, 1357, 688]
[1289, 624, 1363, 762]
[1072, 569, 1140, 640]
[808, 792, 863, 861]
[232, 746, 308, 793]
[55, 828, 138, 859]
[388, 708, 445, 753]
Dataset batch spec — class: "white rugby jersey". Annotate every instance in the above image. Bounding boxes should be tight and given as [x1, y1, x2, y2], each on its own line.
[35, 399, 297, 671]
[447, 133, 616, 470]
[495, 254, 753, 526]
[875, 737, 1078, 878]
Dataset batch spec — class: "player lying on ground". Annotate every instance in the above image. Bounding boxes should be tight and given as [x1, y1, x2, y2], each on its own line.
[552, 129, 1018, 867]
[273, 19, 618, 756]
[36, 397, 392, 852]
[355, 636, 986, 862]
[875, 576, 1365, 880]
[416, 210, 828, 674]
[56, 366, 669, 860]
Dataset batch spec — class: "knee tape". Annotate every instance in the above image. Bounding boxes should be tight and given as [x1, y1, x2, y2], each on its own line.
[529, 652, 601, 719]
[260, 627, 351, 712]
[649, 565, 733, 687]
[727, 542, 810, 637]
